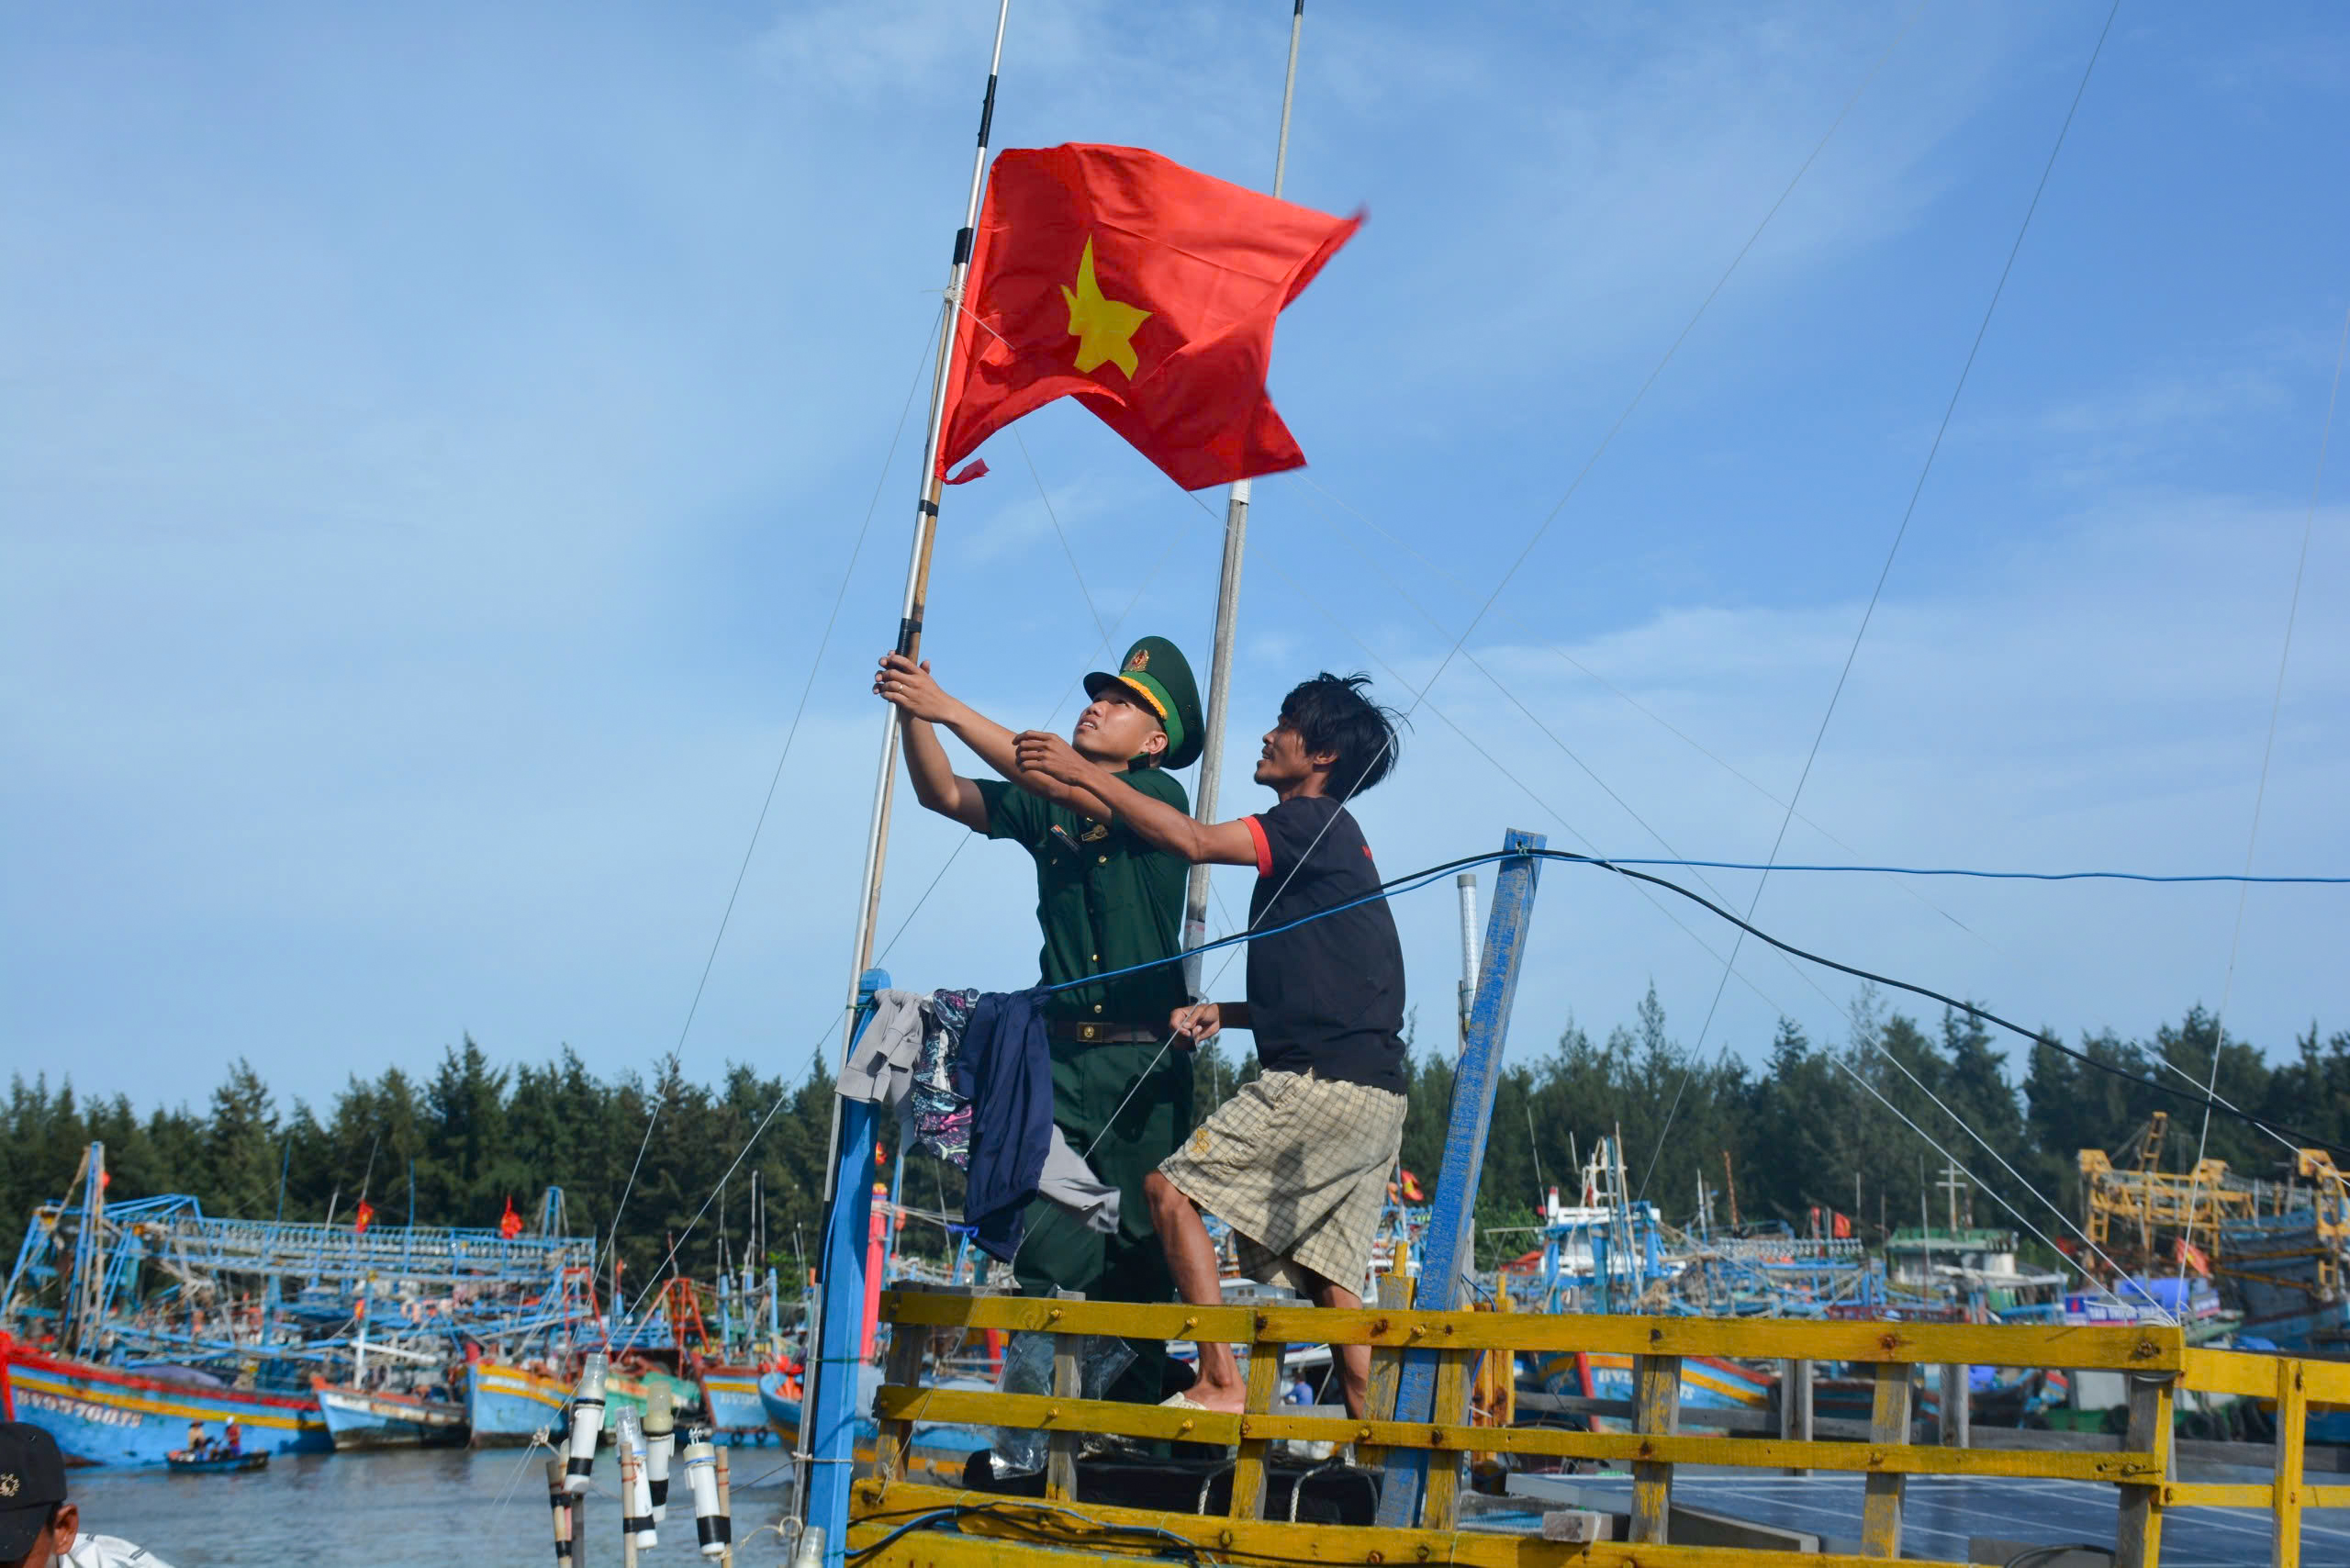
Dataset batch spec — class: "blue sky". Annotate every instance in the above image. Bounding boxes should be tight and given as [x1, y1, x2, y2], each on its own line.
[6, 1, 2346, 1119]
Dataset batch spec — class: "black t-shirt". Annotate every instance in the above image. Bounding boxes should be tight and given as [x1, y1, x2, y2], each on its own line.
[1241, 794, 1407, 1092]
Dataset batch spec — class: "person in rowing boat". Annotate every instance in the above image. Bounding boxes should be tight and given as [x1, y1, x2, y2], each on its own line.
[1014, 672, 1407, 1418]
[0, 1424, 175, 1568]
[877, 634, 1206, 1405]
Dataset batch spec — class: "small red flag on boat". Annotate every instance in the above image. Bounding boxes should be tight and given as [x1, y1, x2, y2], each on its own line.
[353, 1199, 375, 1235]
[938, 143, 1360, 492]
[499, 1196, 523, 1239]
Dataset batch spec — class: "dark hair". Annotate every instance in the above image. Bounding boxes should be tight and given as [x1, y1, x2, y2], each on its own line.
[1278, 672, 1403, 800]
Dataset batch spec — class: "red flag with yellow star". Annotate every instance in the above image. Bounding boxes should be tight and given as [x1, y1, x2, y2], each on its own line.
[937, 143, 1360, 492]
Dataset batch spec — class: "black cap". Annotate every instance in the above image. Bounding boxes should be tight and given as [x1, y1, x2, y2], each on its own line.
[0, 1423, 67, 1560]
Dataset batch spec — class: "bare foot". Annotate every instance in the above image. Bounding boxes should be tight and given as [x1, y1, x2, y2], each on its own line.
[1184, 1383, 1248, 1414]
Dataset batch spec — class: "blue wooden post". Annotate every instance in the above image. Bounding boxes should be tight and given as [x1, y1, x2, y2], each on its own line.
[804, 968, 888, 1567]
[1375, 830, 1545, 1529]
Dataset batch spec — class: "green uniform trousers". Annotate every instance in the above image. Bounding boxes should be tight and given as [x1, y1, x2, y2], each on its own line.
[1012, 1036, 1193, 1406]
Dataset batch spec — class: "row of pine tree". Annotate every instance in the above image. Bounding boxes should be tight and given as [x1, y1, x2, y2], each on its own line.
[6, 990, 2347, 1293]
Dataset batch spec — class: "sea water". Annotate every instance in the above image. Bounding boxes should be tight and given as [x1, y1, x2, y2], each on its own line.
[63, 1448, 801, 1566]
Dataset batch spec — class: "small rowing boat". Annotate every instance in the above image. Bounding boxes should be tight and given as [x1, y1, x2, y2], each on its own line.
[165, 1450, 268, 1474]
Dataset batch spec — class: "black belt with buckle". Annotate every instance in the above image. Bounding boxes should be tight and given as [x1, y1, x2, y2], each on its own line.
[1048, 1021, 1162, 1045]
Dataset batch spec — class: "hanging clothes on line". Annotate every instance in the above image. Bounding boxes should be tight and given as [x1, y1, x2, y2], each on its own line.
[835, 986, 1113, 1257]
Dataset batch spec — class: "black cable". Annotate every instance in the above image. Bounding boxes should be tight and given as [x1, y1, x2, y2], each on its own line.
[1572, 852, 2350, 1162]
[1037, 839, 2349, 1161]
[845, 1502, 1215, 1566]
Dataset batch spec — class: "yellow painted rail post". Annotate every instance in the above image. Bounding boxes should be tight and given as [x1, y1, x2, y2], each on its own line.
[2115, 1371, 2173, 1568]
[1781, 1357, 1813, 1477]
[2275, 1358, 2307, 1568]
[1046, 1291, 1083, 1503]
[1229, 1327, 1287, 1519]
[1360, 1275, 1411, 1466]
[1629, 1351, 1682, 1545]
[1860, 1361, 1910, 1558]
[1422, 1345, 1475, 1529]
[874, 1300, 929, 1489]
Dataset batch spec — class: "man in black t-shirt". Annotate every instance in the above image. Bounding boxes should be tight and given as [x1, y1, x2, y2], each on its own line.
[1013, 672, 1406, 1418]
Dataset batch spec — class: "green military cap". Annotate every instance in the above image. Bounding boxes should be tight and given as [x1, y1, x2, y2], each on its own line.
[1084, 635, 1204, 771]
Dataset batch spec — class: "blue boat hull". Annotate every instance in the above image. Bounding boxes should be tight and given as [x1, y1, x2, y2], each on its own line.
[464, 1360, 566, 1447]
[700, 1367, 778, 1445]
[313, 1379, 467, 1450]
[1, 1346, 329, 1467]
[758, 1370, 989, 1464]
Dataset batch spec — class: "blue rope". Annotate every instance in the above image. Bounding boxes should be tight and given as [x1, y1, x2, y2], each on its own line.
[1032, 848, 2347, 998]
[1588, 857, 2350, 885]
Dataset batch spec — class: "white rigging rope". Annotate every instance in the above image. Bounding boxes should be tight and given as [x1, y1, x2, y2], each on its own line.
[1644, 0, 2126, 1198]
[2173, 302, 2350, 1288]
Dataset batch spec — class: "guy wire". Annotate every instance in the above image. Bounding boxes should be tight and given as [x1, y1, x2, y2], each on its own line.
[1646, 0, 2127, 1197]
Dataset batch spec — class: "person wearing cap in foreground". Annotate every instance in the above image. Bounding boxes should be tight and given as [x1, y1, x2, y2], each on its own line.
[0, 1423, 173, 1568]
[876, 634, 1205, 1404]
[1013, 672, 1407, 1419]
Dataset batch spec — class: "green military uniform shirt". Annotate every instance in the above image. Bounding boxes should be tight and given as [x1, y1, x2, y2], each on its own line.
[975, 767, 1191, 1025]
[974, 764, 1194, 1405]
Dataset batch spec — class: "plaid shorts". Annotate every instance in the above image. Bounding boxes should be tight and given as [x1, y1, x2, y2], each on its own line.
[1157, 1069, 1406, 1294]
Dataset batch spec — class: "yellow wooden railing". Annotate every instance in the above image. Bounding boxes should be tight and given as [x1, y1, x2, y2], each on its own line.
[848, 1288, 2349, 1568]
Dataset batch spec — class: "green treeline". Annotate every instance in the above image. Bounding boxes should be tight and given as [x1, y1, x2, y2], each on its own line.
[6, 990, 2347, 1297]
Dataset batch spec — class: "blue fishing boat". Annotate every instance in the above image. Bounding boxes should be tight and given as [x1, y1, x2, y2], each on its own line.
[463, 1358, 568, 1446]
[758, 1368, 987, 1475]
[0, 1341, 330, 1465]
[699, 1363, 776, 1445]
[310, 1374, 467, 1450]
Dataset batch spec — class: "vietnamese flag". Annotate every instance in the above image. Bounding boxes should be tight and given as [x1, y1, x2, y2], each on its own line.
[937, 143, 1360, 492]
[498, 1196, 523, 1240]
[353, 1199, 375, 1235]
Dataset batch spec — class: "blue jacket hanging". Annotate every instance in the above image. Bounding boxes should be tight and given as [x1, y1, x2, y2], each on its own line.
[953, 989, 1054, 1261]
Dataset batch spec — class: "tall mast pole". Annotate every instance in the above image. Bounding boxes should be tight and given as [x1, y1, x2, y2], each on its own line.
[796, 6, 1010, 1543]
[844, 0, 1013, 1020]
[1184, 0, 1304, 987]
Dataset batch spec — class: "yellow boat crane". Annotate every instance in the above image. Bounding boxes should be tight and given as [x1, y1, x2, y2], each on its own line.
[2078, 1112, 2259, 1273]
[2077, 1113, 2350, 1288]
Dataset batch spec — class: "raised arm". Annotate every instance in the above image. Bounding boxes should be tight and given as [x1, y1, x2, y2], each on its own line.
[1013, 731, 1259, 866]
[877, 655, 1122, 820]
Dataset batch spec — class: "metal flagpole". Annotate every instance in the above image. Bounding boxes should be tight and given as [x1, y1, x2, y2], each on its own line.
[795, 0, 1012, 1549]
[1182, 0, 1305, 991]
[845, 0, 1014, 1012]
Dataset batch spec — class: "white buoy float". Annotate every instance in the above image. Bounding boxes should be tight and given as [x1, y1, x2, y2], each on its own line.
[564, 1352, 609, 1495]
[682, 1428, 730, 1560]
[644, 1383, 677, 1522]
[617, 1411, 658, 1550]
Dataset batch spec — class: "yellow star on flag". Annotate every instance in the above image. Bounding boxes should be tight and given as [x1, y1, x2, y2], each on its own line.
[1059, 236, 1150, 379]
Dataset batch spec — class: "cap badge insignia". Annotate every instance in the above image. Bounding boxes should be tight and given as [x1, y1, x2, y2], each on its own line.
[0, 1473, 17, 1497]
[1124, 647, 1149, 673]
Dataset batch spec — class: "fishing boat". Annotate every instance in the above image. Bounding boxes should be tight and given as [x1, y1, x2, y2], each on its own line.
[697, 1362, 776, 1445]
[165, 1448, 268, 1474]
[1532, 1347, 1774, 1428]
[309, 1373, 467, 1450]
[464, 1353, 704, 1445]
[462, 1357, 567, 1446]
[0, 1340, 330, 1465]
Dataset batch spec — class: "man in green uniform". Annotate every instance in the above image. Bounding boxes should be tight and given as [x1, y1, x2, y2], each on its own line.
[875, 635, 1204, 1401]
